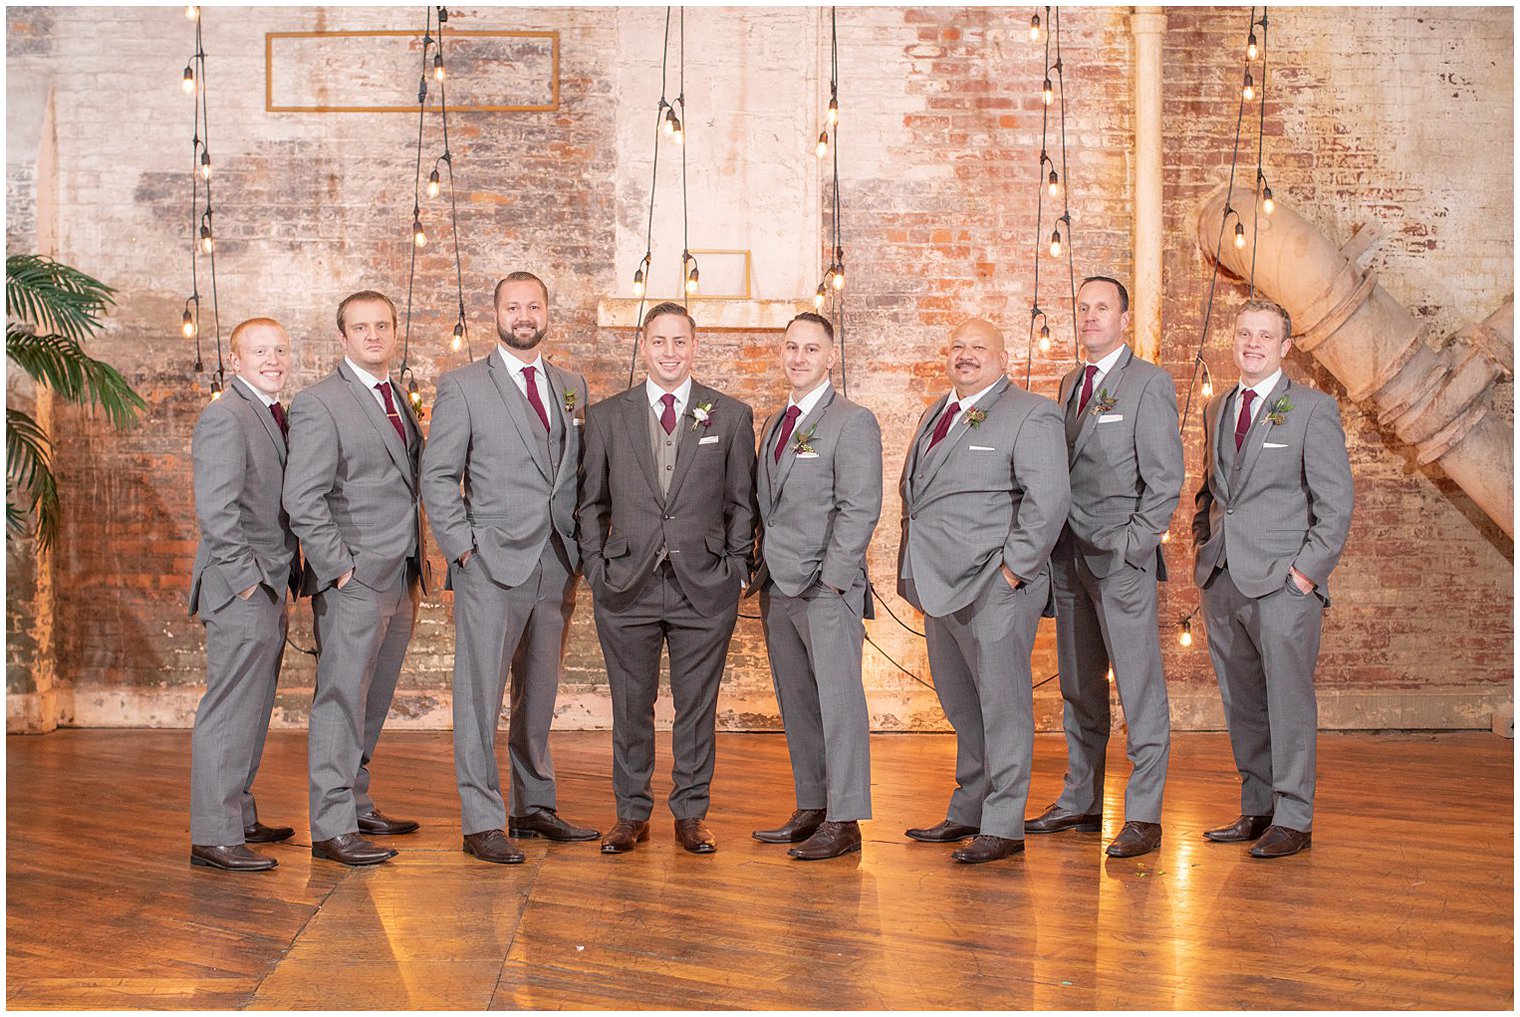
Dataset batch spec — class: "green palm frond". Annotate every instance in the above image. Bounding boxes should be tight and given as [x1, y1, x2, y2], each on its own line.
[6, 408, 59, 551]
[6, 325, 146, 429]
[5, 254, 116, 343]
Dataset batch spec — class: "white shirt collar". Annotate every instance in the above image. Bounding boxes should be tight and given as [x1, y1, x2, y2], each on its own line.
[948, 378, 1001, 412]
[647, 376, 693, 412]
[788, 380, 831, 417]
[496, 345, 545, 377]
[1085, 343, 1128, 379]
[344, 357, 390, 393]
[1235, 368, 1282, 402]
[233, 375, 278, 408]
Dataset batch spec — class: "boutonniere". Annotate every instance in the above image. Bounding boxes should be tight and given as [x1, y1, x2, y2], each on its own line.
[961, 407, 987, 429]
[791, 423, 819, 455]
[690, 400, 715, 431]
[562, 388, 577, 414]
[1088, 388, 1118, 417]
[1265, 395, 1293, 426]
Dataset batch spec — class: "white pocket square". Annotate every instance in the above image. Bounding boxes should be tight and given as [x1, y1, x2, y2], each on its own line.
[699, 435, 720, 445]
[968, 444, 996, 452]
[1098, 414, 1124, 423]
[795, 451, 820, 459]
[1264, 442, 1288, 449]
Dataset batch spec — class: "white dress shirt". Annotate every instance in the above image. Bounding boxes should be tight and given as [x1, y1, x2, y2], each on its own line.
[344, 357, 397, 409]
[1232, 368, 1283, 426]
[496, 345, 554, 412]
[233, 374, 278, 408]
[1073, 343, 1128, 407]
[646, 376, 693, 419]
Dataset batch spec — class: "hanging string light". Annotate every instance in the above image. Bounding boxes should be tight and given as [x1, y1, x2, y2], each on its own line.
[1025, 6, 1080, 386]
[399, 6, 471, 416]
[181, 5, 222, 400]
[811, 8, 851, 395]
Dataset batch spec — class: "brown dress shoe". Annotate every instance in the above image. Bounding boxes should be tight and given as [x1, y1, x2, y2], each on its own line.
[1203, 814, 1273, 843]
[1025, 803, 1103, 834]
[312, 832, 396, 866]
[1105, 821, 1163, 858]
[789, 820, 861, 860]
[243, 821, 295, 844]
[905, 819, 979, 843]
[356, 809, 420, 836]
[753, 808, 826, 844]
[600, 818, 650, 854]
[1249, 825, 1312, 858]
[674, 817, 717, 854]
[950, 834, 1025, 864]
[509, 810, 599, 842]
[191, 844, 278, 871]
[463, 830, 526, 864]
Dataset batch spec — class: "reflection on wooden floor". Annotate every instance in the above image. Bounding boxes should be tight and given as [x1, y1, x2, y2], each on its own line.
[6, 729, 1512, 1010]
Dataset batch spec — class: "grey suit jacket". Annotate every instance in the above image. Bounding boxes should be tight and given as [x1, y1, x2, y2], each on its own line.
[283, 361, 426, 596]
[421, 352, 588, 588]
[897, 376, 1071, 618]
[1055, 346, 1184, 579]
[188, 377, 300, 616]
[1191, 375, 1353, 599]
[755, 385, 883, 596]
[578, 381, 757, 617]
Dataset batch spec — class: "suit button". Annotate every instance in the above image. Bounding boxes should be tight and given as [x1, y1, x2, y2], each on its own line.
[1226, 508, 1234, 514]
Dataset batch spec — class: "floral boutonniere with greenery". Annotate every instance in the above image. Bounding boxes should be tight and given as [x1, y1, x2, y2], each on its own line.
[961, 407, 987, 429]
[690, 400, 715, 431]
[1088, 388, 1118, 417]
[791, 423, 819, 455]
[563, 388, 577, 414]
[1265, 394, 1293, 426]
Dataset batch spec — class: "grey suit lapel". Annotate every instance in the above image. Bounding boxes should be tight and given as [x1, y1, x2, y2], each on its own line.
[757, 409, 782, 506]
[665, 381, 713, 505]
[625, 388, 665, 503]
[338, 361, 412, 486]
[1232, 375, 1292, 495]
[1207, 392, 1232, 501]
[486, 352, 553, 483]
[902, 398, 944, 508]
[542, 360, 577, 492]
[917, 377, 1010, 491]
[231, 376, 286, 465]
[1071, 347, 1132, 461]
[771, 387, 834, 510]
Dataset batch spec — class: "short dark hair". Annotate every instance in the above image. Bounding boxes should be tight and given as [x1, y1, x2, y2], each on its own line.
[494, 271, 549, 305]
[785, 311, 835, 343]
[336, 290, 397, 334]
[1239, 298, 1292, 339]
[1079, 275, 1129, 313]
[642, 301, 695, 332]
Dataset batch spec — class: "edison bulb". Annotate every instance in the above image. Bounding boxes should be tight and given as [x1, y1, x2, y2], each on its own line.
[813, 284, 826, 310]
[1247, 33, 1259, 60]
[181, 310, 196, 338]
[182, 66, 196, 94]
[1179, 626, 1193, 648]
[1233, 222, 1246, 249]
[1262, 188, 1275, 216]
[827, 97, 839, 127]
[632, 268, 646, 298]
[816, 131, 829, 158]
[1042, 78, 1053, 106]
[427, 169, 440, 199]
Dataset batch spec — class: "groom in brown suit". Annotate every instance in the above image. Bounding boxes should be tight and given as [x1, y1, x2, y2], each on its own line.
[578, 302, 758, 855]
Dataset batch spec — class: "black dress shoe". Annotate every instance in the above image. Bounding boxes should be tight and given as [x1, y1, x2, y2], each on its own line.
[243, 821, 295, 844]
[1203, 814, 1273, 843]
[463, 830, 526, 864]
[600, 818, 649, 854]
[674, 817, 717, 854]
[1105, 821, 1163, 858]
[905, 819, 979, 843]
[753, 808, 826, 844]
[509, 810, 600, 842]
[312, 832, 397, 866]
[191, 844, 277, 871]
[1249, 825, 1311, 858]
[1025, 803, 1103, 834]
[356, 809, 420, 836]
[789, 820, 861, 860]
[950, 834, 1025, 864]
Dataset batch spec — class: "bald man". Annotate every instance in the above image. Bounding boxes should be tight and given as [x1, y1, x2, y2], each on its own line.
[897, 318, 1070, 864]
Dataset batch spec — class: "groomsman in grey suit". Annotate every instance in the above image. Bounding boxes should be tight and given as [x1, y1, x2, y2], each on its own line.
[284, 290, 426, 867]
[898, 318, 1070, 864]
[188, 318, 301, 871]
[1027, 276, 1183, 859]
[421, 272, 598, 865]
[749, 312, 883, 861]
[1193, 298, 1353, 859]
[579, 301, 758, 855]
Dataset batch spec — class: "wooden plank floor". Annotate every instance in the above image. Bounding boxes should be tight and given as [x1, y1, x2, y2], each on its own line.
[6, 729, 1513, 1010]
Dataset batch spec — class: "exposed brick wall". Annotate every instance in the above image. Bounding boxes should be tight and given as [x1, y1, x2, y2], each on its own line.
[5, 6, 1511, 731]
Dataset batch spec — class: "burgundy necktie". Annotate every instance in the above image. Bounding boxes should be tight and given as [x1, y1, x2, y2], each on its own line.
[927, 400, 961, 451]
[375, 382, 406, 443]
[270, 401, 289, 441]
[774, 405, 801, 463]
[1234, 388, 1257, 452]
[660, 393, 677, 435]
[521, 365, 550, 432]
[1076, 363, 1100, 415]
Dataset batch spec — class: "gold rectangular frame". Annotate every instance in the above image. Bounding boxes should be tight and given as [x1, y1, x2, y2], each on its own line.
[265, 29, 560, 114]
[685, 249, 753, 301]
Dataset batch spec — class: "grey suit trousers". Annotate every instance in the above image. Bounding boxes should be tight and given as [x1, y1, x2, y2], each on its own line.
[451, 537, 575, 835]
[1201, 566, 1323, 831]
[921, 571, 1048, 840]
[758, 576, 872, 822]
[189, 584, 288, 845]
[308, 567, 417, 841]
[1051, 544, 1170, 823]
[594, 563, 738, 821]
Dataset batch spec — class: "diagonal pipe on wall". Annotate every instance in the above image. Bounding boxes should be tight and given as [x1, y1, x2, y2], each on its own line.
[1197, 184, 1514, 538]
